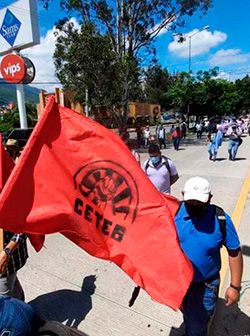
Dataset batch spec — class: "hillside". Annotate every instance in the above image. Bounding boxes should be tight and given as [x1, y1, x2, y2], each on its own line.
[0, 80, 40, 105]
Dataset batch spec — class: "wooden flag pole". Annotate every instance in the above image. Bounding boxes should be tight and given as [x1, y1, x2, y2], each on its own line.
[0, 229, 3, 252]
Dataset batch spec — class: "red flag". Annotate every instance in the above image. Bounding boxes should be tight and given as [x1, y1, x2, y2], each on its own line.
[0, 97, 193, 309]
[0, 135, 44, 251]
[0, 134, 15, 191]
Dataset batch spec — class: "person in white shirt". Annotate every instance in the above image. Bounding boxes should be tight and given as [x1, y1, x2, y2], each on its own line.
[143, 126, 151, 148]
[143, 144, 179, 194]
[196, 122, 203, 139]
[156, 124, 166, 149]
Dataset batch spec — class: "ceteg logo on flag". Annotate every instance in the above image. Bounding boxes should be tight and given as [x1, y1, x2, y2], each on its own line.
[73, 160, 139, 242]
[0, 9, 21, 46]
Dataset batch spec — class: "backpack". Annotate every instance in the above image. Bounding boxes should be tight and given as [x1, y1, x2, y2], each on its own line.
[145, 155, 171, 175]
[175, 202, 226, 242]
[128, 204, 226, 307]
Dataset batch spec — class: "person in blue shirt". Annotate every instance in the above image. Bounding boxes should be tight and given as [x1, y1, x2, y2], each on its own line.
[175, 176, 243, 336]
[0, 295, 38, 335]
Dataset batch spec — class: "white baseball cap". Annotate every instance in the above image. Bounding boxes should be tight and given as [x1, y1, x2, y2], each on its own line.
[183, 176, 211, 203]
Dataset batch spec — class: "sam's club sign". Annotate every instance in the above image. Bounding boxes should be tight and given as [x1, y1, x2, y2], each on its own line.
[0, 0, 40, 55]
[0, 9, 21, 46]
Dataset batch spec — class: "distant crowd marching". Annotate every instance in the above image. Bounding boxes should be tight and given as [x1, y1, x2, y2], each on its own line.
[122, 115, 250, 166]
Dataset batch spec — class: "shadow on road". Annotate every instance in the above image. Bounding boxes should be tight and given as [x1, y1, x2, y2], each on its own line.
[29, 275, 96, 328]
[209, 298, 250, 335]
[242, 245, 250, 256]
[168, 322, 185, 336]
[214, 158, 227, 162]
[168, 298, 250, 336]
[234, 157, 247, 161]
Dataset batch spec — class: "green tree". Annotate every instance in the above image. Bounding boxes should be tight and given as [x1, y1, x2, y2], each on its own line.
[165, 72, 196, 113]
[0, 103, 37, 133]
[235, 75, 250, 113]
[41, 0, 212, 126]
[143, 64, 172, 109]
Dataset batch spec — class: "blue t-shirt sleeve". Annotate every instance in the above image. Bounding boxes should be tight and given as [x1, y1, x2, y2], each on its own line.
[224, 212, 241, 250]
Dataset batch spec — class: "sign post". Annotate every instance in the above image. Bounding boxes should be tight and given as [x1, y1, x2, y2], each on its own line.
[16, 82, 28, 128]
[0, 52, 29, 128]
[0, 0, 40, 129]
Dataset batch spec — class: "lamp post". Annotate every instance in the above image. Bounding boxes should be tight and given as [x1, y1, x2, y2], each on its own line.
[173, 26, 209, 126]
[188, 25, 210, 73]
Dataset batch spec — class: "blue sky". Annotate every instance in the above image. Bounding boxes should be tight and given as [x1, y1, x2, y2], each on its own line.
[1, 0, 250, 88]
[156, 0, 250, 79]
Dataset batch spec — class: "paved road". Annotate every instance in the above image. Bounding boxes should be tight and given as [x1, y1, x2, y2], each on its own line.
[19, 133, 250, 336]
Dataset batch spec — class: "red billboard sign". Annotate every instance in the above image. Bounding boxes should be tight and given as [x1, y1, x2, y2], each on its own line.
[0, 54, 26, 83]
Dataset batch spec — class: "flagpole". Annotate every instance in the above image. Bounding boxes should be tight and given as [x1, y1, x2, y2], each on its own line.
[0, 230, 3, 252]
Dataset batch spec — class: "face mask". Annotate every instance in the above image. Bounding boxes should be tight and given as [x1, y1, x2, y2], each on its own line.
[185, 203, 209, 217]
[151, 156, 161, 166]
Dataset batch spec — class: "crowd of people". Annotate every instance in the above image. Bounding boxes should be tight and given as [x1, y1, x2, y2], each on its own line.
[128, 115, 250, 164]
[0, 113, 247, 336]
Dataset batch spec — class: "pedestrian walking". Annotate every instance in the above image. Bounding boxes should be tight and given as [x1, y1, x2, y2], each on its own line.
[170, 124, 175, 135]
[228, 125, 242, 161]
[156, 124, 166, 149]
[181, 121, 187, 139]
[175, 177, 243, 336]
[143, 143, 179, 194]
[136, 125, 143, 148]
[172, 126, 182, 150]
[196, 122, 203, 139]
[207, 129, 223, 161]
[142, 126, 151, 148]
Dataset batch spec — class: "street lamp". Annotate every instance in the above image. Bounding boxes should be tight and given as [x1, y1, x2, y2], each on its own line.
[174, 25, 210, 73]
[188, 25, 209, 73]
[173, 26, 209, 126]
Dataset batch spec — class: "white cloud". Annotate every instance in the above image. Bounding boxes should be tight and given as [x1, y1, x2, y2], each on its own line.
[22, 27, 58, 92]
[214, 71, 230, 80]
[168, 29, 227, 58]
[209, 49, 250, 66]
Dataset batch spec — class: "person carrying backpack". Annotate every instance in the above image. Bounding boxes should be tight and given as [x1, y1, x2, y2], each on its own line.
[228, 125, 242, 161]
[143, 144, 179, 194]
[175, 176, 243, 336]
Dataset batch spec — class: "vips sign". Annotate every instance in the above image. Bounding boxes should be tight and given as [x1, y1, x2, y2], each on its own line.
[0, 54, 35, 84]
[0, 0, 40, 55]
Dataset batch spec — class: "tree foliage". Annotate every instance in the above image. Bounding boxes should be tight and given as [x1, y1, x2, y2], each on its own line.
[41, 0, 212, 124]
[143, 65, 250, 118]
[0, 103, 37, 133]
